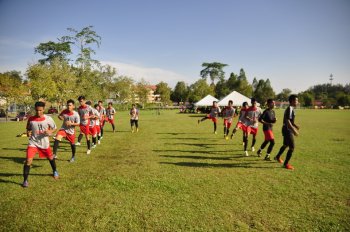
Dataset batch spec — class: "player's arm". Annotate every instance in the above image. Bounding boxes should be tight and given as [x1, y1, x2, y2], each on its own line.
[45, 120, 57, 136]
[26, 120, 32, 137]
[287, 119, 299, 136]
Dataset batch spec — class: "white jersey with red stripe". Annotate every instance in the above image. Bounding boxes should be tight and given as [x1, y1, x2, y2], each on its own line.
[97, 106, 106, 121]
[27, 115, 57, 149]
[246, 106, 262, 128]
[223, 106, 235, 122]
[78, 105, 93, 126]
[90, 108, 101, 128]
[130, 108, 139, 120]
[209, 106, 221, 118]
[59, 109, 80, 134]
[106, 107, 116, 120]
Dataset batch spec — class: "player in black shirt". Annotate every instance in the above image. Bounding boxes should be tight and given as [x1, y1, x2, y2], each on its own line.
[257, 99, 277, 161]
[274, 95, 300, 170]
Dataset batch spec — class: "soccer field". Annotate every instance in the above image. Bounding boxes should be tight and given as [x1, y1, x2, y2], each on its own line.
[0, 109, 349, 231]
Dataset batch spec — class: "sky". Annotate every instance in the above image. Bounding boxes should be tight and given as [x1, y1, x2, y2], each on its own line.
[0, 0, 349, 93]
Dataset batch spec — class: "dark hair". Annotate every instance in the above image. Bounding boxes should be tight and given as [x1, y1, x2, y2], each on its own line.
[242, 102, 248, 107]
[98, 100, 103, 103]
[228, 100, 233, 105]
[267, 99, 274, 104]
[86, 101, 91, 105]
[94, 104, 98, 108]
[108, 102, 113, 105]
[35, 101, 45, 108]
[251, 98, 256, 103]
[132, 104, 135, 107]
[289, 94, 298, 103]
[67, 99, 75, 105]
[213, 101, 217, 104]
[78, 96, 85, 101]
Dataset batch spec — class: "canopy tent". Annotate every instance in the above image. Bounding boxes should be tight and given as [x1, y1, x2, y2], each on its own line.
[218, 91, 256, 106]
[194, 95, 219, 106]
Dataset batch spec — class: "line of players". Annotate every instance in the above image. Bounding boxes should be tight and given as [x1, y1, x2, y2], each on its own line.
[22, 96, 140, 187]
[198, 95, 299, 170]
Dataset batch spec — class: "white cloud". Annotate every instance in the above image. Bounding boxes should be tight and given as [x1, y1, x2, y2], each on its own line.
[101, 60, 192, 87]
[0, 37, 37, 49]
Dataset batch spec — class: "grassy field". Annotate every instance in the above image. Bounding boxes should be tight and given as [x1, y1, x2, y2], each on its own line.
[0, 109, 349, 231]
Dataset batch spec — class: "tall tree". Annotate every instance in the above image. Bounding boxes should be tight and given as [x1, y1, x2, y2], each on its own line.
[134, 79, 150, 108]
[112, 76, 134, 104]
[155, 81, 172, 105]
[200, 62, 228, 85]
[171, 81, 189, 103]
[236, 68, 253, 96]
[276, 88, 292, 101]
[188, 79, 215, 102]
[214, 77, 230, 99]
[253, 78, 275, 105]
[34, 41, 72, 64]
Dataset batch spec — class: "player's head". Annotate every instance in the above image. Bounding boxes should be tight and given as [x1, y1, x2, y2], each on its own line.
[67, 99, 75, 111]
[251, 98, 257, 107]
[228, 100, 233, 106]
[267, 99, 275, 109]
[98, 100, 103, 106]
[213, 101, 217, 107]
[132, 104, 136, 108]
[242, 102, 248, 108]
[86, 101, 91, 106]
[34, 101, 45, 116]
[78, 96, 85, 106]
[108, 102, 113, 107]
[289, 94, 298, 107]
[94, 104, 98, 109]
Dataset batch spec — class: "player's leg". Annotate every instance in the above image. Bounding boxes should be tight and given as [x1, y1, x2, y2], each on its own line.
[258, 140, 269, 157]
[22, 147, 34, 188]
[213, 122, 217, 134]
[135, 120, 139, 132]
[131, 119, 134, 133]
[275, 135, 287, 164]
[264, 139, 275, 161]
[283, 134, 295, 169]
[53, 132, 64, 159]
[47, 155, 59, 179]
[251, 133, 256, 152]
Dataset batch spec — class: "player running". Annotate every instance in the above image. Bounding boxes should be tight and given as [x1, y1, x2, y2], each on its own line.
[86, 101, 100, 149]
[106, 102, 116, 133]
[96, 100, 106, 139]
[222, 100, 235, 140]
[76, 96, 94, 155]
[198, 101, 221, 134]
[244, 98, 262, 156]
[22, 101, 58, 187]
[230, 102, 249, 145]
[52, 99, 80, 162]
[130, 104, 139, 133]
[274, 95, 300, 170]
[257, 99, 277, 161]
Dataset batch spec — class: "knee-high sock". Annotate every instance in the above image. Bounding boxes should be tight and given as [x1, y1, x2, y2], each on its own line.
[92, 137, 96, 145]
[223, 127, 227, 135]
[243, 136, 248, 151]
[214, 122, 217, 132]
[49, 159, 57, 172]
[87, 140, 91, 150]
[276, 145, 287, 158]
[100, 127, 104, 137]
[70, 144, 76, 158]
[267, 140, 275, 154]
[23, 164, 30, 182]
[252, 137, 256, 147]
[112, 124, 115, 131]
[260, 140, 269, 150]
[53, 140, 60, 155]
[78, 134, 83, 143]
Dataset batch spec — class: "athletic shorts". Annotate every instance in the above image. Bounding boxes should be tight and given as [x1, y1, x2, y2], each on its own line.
[26, 146, 53, 159]
[246, 126, 258, 135]
[100, 119, 105, 127]
[89, 126, 97, 136]
[223, 119, 232, 129]
[79, 124, 90, 135]
[95, 125, 101, 135]
[263, 130, 274, 141]
[107, 118, 114, 124]
[236, 122, 247, 132]
[206, 115, 218, 123]
[56, 130, 75, 144]
[282, 129, 295, 148]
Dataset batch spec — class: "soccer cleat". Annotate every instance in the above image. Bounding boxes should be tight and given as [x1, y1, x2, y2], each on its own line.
[251, 147, 255, 152]
[214, 131, 217, 134]
[53, 171, 59, 179]
[136, 128, 139, 132]
[274, 156, 284, 164]
[75, 142, 81, 146]
[284, 163, 294, 170]
[98, 140, 101, 145]
[264, 155, 271, 161]
[92, 144, 96, 149]
[53, 154, 58, 159]
[22, 180, 29, 188]
[257, 149, 262, 157]
[100, 136, 103, 140]
[131, 129, 134, 133]
[87, 149, 91, 155]
[245, 151, 249, 157]
[69, 157, 75, 162]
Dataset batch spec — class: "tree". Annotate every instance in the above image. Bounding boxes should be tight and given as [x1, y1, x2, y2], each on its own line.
[236, 68, 253, 97]
[111, 76, 134, 104]
[62, 25, 101, 68]
[298, 91, 314, 107]
[34, 41, 72, 64]
[155, 81, 172, 105]
[214, 77, 230, 99]
[134, 79, 150, 108]
[253, 78, 275, 105]
[276, 88, 292, 101]
[188, 78, 215, 102]
[200, 62, 228, 85]
[171, 81, 189, 103]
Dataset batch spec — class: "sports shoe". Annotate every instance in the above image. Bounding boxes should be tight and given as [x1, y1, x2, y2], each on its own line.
[251, 147, 255, 152]
[264, 155, 271, 161]
[257, 149, 262, 157]
[230, 134, 234, 139]
[22, 180, 29, 188]
[136, 128, 139, 132]
[69, 157, 75, 163]
[53, 154, 58, 159]
[100, 136, 103, 140]
[274, 156, 284, 164]
[245, 151, 249, 157]
[225, 136, 229, 140]
[98, 140, 101, 145]
[92, 144, 96, 149]
[284, 163, 294, 170]
[87, 149, 91, 155]
[75, 142, 81, 146]
[214, 131, 217, 134]
[53, 171, 59, 179]
[131, 129, 134, 133]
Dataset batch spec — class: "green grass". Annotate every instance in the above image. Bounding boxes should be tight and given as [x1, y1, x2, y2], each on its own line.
[0, 109, 349, 231]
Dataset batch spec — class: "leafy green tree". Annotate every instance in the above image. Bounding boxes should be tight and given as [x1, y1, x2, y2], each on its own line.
[200, 62, 228, 85]
[171, 81, 189, 103]
[188, 79, 215, 102]
[276, 88, 292, 101]
[298, 91, 314, 107]
[253, 78, 275, 105]
[155, 81, 172, 105]
[135, 79, 150, 108]
[236, 68, 253, 96]
[214, 77, 230, 99]
[111, 76, 134, 104]
[34, 41, 72, 64]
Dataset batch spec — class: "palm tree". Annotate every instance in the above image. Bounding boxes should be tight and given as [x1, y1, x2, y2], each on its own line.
[200, 62, 228, 85]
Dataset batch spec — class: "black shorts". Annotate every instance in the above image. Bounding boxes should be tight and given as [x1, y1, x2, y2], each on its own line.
[130, 119, 138, 126]
[282, 127, 295, 148]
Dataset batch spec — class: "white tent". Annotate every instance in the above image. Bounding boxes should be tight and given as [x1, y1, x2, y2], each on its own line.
[195, 95, 219, 106]
[218, 91, 254, 107]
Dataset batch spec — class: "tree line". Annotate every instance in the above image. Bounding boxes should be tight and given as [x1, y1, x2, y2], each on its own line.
[1, 26, 349, 118]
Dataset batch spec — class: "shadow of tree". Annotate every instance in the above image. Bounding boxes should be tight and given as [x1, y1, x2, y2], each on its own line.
[160, 155, 232, 161]
[160, 161, 278, 169]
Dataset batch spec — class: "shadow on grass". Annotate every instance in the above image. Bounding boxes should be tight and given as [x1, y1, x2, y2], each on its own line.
[160, 161, 278, 169]
[156, 132, 203, 135]
[187, 115, 205, 118]
[0, 178, 21, 186]
[0, 172, 51, 177]
[159, 137, 217, 141]
[153, 149, 242, 155]
[0, 156, 43, 168]
[160, 155, 232, 160]
[2, 147, 27, 152]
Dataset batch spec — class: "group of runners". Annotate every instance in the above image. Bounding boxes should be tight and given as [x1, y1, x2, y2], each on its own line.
[22, 96, 139, 187]
[198, 95, 300, 170]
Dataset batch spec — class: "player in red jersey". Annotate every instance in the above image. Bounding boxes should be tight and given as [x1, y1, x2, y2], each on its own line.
[53, 99, 80, 162]
[198, 101, 221, 134]
[106, 102, 116, 133]
[244, 98, 262, 156]
[96, 100, 106, 139]
[222, 100, 235, 140]
[22, 101, 58, 187]
[76, 96, 94, 155]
